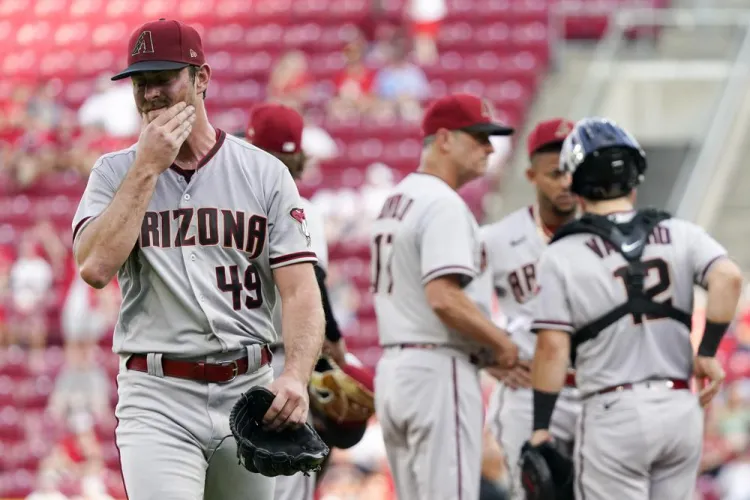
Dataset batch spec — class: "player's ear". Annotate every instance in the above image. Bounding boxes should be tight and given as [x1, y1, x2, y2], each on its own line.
[525, 166, 536, 184]
[434, 128, 453, 153]
[194, 64, 211, 96]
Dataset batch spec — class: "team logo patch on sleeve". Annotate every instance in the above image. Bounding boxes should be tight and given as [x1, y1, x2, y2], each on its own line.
[290, 208, 311, 247]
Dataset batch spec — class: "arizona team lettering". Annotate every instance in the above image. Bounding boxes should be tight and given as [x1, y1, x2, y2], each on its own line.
[586, 226, 672, 259]
[140, 209, 267, 258]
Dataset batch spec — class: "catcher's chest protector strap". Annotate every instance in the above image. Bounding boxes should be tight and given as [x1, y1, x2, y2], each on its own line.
[550, 209, 693, 365]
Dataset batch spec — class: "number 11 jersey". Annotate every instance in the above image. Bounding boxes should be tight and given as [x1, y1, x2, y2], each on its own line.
[71, 131, 317, 357]
[369, 172, 487, 351]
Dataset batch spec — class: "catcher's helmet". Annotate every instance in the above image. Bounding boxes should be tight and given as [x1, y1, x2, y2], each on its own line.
[559, 117, 646, 201]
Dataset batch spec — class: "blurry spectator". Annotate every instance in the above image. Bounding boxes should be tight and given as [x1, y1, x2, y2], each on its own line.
[326, 263, 361, 331]
[71, 466, 114, 500]
[367, 23, 406, 67]
[266, 50, 312, 110]
[46, 344, 111, 423]
[27, 80, 65, 131]
[714, 381, 750, 454]
[32, 219, 69, 279]
[41, 411, 103, 490]
[25, 469, 68, 500]
[360, 163, 396, 222]
[716, 455, 750, 500]
[0, 85, 32, 131]
[407, 0, 446, 65]
[329, 35, 378, 120]
[302, 124, 339, 166]
[77, 75, 140, 138]
[9, 230, 53, 367]
[61, 275, 120, 348]
[374, 38, 429, 121]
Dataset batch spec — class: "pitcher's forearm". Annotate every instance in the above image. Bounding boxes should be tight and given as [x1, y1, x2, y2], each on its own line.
[76, 164, 160, 287]
[280, 291, 325, 382]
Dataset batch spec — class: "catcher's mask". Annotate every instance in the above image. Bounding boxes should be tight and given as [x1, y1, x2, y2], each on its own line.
[309, 355, 375, 449]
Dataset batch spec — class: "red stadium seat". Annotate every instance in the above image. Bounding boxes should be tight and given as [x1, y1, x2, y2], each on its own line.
[0, 406, 21, 441]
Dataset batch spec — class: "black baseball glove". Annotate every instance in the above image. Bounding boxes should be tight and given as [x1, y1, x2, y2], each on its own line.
[229, 386, 330, 477]
[519, 440, 574, 500]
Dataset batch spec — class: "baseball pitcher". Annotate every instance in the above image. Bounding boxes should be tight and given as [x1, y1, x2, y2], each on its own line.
[71, 19, 325, 500]
[483, 118, 582, 499]
[371, 93, 518, 500]
[244, 102, 371, 500]
[526, 118, 741, 500]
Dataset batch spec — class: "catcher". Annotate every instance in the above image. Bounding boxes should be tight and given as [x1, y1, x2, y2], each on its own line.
[242, 103, 375, 499]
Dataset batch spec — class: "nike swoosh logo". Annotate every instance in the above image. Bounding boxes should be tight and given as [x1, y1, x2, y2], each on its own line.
[603, 400, 619, 410]
[621, 241, 642, 253]
[510, 237, 526, 246]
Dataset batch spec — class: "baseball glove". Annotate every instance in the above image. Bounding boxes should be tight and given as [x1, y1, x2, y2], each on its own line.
[309, 355, 375, 426]
[519, 440, 574, 500]
[229, 386, 330, 477]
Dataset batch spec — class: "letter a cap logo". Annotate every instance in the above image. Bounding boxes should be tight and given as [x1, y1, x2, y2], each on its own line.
[112, 18, 206, 81]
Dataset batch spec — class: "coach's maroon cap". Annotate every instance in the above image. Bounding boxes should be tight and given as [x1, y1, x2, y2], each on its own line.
[246, 103, 304, 154]
[111, 19, 206, 81]
[527, 118, 575, 158]
[421, 93, 514, 138]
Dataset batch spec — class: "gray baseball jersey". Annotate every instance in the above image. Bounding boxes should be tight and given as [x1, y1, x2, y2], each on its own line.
[71, 130, 317, 357]
[481, 205, 547, 359]
[370, 172, 487, 350]
[531, 211, 727, 395]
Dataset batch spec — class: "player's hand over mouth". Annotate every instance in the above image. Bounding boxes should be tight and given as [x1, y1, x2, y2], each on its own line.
[263, 372, 310, 430]
[136, 101, 196, 173]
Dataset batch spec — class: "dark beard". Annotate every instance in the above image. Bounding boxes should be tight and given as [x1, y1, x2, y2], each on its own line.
[552, 204, 577, 217]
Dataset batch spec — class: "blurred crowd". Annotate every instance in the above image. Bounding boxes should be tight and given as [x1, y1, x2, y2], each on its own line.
[1, 1, 748, 498]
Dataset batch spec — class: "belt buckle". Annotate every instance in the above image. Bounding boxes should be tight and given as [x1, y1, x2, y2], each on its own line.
[220, 360, 240, 383]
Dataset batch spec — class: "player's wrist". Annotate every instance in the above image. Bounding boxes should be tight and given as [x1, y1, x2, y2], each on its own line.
[532, 389, 559, 431]
[697, 320, 730, 357]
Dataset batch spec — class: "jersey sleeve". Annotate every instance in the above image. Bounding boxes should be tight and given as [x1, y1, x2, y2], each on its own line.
[71, 158, 118, 248]
[686, 222, 728, 288]
[530, 250, 575, 334]
[266, 163, 318, 269]
[419, 199, 478, 287]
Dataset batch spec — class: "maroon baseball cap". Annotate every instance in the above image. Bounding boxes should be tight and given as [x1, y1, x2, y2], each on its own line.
[422, 93, 514, 138]
[526, 118, 575, 158]
[111, 19, 206, 81]
[246, 103, 304, 154]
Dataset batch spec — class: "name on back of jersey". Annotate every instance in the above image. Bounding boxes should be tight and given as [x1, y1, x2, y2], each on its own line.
[377, 193, 414, 221]
[583, 225, 671, 259]
[139, 208, 266, 257]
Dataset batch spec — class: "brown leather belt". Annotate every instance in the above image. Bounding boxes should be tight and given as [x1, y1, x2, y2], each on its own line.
[126, 345, 272, 383]
[588, 378, 689, 399]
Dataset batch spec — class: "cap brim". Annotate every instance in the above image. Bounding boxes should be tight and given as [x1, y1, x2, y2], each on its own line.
[111, 61, 190, 81]
[462, 122, 515, 136]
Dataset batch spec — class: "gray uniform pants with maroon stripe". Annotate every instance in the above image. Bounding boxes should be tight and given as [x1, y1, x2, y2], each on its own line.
[114, 345, 275, 500]
[375, 346, 484, 500]
[574, 381, 703, 500]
